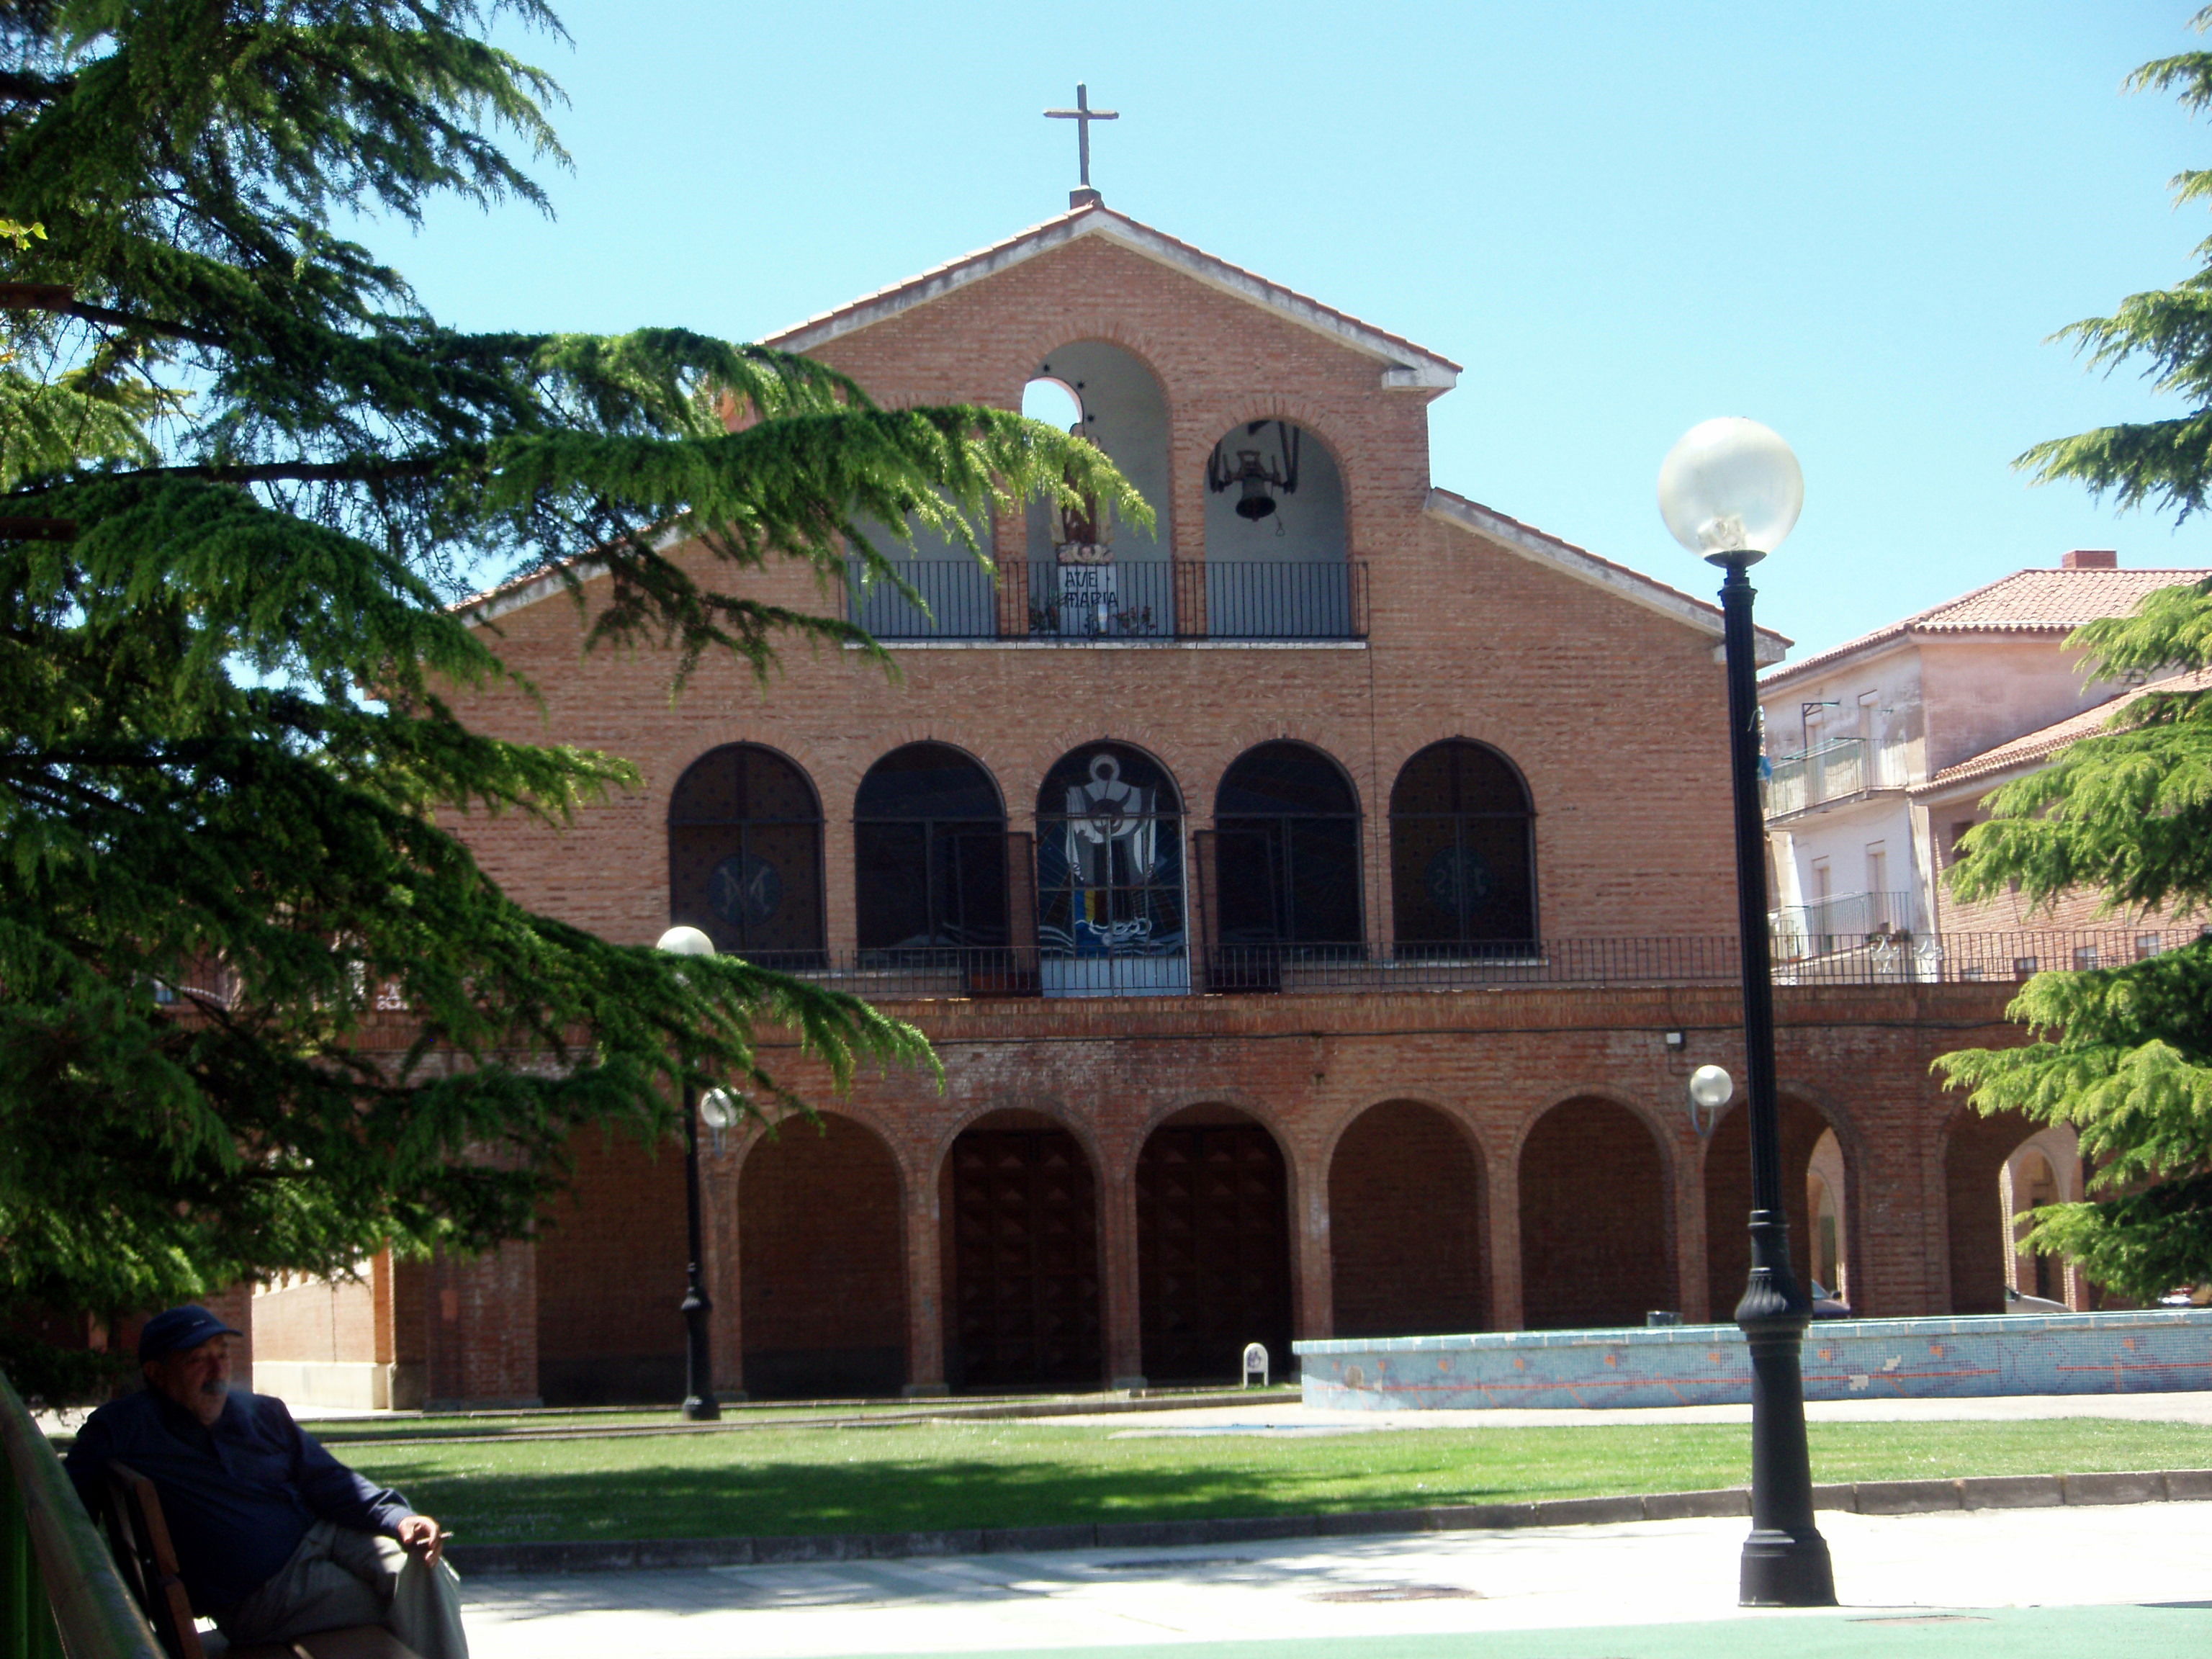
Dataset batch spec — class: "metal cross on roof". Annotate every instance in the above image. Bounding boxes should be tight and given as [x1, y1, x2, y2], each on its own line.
[1044, 83, 1118, 191]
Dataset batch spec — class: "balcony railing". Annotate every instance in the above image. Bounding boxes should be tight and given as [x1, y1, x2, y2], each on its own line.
[720, 932, 2185, 999]
[1763, 737, 1910, 818]
[844, 559, 1368, 641]
[1770, 890, 1919, 957]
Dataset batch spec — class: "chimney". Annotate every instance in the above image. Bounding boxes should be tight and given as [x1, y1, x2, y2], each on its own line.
[2062, 549, 2118, 570]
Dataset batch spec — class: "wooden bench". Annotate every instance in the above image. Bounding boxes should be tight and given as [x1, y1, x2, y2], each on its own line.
[100, 1462, 419, 1659]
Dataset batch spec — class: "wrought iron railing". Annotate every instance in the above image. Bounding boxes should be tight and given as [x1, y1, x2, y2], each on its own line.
[1, 1369, 163, 1659]
[844, 559, 1368, 641]
[724, 932, 2189, 998]
[1763, 737, 1910, 817]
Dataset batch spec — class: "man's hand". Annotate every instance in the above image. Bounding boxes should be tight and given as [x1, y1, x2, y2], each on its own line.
[395, 1514, 445, 1568]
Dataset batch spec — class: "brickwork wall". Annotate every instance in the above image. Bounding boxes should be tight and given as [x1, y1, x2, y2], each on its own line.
[251, 1275, 374, 1364]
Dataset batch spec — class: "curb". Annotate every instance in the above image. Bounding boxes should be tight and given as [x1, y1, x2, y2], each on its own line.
[446, 1465, 2212, 1576]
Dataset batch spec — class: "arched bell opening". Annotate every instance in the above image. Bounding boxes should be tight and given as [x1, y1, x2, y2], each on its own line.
[1704, 1094, 1846, 1316]
[1202, 419, 1349, 637]
[1519, 1097, 1674, 1329]
[1035, 742, 1187, 995]
[855, 743, 1010, 961]
[1136, 1105, 1293, 1383]
[1328, 1101, 1486, 1337]
[667, 743, 825, 968]
[739, 1114, 908, 1398]
[940, 1109, 1104, 1390]
[1025, 342, 1172, 638]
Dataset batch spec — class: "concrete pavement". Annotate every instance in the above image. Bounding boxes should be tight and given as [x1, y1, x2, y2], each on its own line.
[459, 1500, 2212, 1659]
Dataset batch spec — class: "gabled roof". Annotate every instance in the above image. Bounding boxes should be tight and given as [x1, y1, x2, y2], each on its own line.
[1914, 666, 2212, 795]
[1763, 567, 2212, 688]
[764, 202, 1461, 390]
[1424, 489, 1791, 664]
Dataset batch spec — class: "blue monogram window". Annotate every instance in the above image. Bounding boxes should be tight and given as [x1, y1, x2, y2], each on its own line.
[668, 745, 824, 964]
[1389, 740, 1534, 951]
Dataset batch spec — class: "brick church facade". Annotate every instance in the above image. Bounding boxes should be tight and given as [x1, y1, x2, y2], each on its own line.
[242, 201, 2061, 1408]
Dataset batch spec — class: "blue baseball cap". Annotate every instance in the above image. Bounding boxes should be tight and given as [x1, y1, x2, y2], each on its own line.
[137, 1305, 243, 1364]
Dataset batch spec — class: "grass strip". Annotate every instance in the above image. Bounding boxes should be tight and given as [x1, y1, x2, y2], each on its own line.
[346, 1417, 2212, 1545]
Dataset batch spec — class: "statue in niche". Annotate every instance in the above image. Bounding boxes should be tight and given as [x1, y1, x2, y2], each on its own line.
[1056, 425, 1113, 565]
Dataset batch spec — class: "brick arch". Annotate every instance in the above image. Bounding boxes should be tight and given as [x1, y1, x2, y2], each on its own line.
[1136, 1101, 1295, 1382]
[849, 737, 1008, 819]
[1001, 320, 1184, 408]
[1701, 1092, 1845, 1321]
[1516, 1094, 1676, 1330]
[939, 1105, 1106, 1390]
[1029, 730, 1190, 806]
[1940, 1103, 2049, 1315]
[1195, 407, 1360, 555]
[737, 1109, 909, 1398]
[1328, 1099, 1486, 1337]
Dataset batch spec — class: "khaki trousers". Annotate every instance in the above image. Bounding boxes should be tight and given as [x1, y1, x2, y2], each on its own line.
[217, 1520, 468, 1659]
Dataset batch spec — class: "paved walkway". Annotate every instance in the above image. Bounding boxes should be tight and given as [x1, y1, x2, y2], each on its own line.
[461, 1501, 2212, 1659]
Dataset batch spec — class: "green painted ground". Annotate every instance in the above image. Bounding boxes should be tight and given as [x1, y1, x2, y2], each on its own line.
[341, 1416, 2212, 1544]
[807, 1606, 2212, 1659]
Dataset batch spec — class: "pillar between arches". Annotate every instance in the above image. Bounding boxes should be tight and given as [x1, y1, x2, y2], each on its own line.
[703, 1142, 744, 1400]
[1102, 1167, 1145, 1388]
[1676, 1141, 1712, 1324]
[1295, 1177, 1333, 1349]
[1485, 1142, 1522, 1331]
[902, 1173, 948, 1396]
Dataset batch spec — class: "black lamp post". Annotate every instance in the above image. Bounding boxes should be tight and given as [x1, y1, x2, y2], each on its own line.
[1657, 418, 1836, 1607]
[656, 925, 723, 1423]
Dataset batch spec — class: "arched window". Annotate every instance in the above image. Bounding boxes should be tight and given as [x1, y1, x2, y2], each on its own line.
[1036, 744, 1187, 994]
[667, 745, 824, 964]
[854, 744, 1007, 953]
[1213, 742, 1362, 950]
[1389, 740, 1535, 950]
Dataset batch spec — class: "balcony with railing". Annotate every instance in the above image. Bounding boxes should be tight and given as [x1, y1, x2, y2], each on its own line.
[1769, 889, 1920, 960]
[724, 930, 2181, 1001]
[1763, 736, 1910, 819]
[845, 559, 1368, 642]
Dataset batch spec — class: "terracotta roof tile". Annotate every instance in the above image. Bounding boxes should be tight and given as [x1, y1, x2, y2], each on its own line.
[1765, 567, 2211, 685]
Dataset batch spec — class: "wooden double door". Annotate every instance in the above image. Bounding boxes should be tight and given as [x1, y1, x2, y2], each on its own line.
[949, 1128, 1102, 1388]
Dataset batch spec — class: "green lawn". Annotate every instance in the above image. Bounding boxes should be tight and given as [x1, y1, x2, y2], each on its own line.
[345, 1417, 2212, 1545]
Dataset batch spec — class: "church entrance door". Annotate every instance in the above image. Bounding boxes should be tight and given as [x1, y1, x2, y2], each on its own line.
[1136, 1110, 1292, 1383]
[946, 1122, 1103, 1388]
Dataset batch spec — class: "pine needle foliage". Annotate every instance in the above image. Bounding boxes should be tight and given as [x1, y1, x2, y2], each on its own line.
[1936, 14, 2212, 1296]
[0, 0, 1142, 1395]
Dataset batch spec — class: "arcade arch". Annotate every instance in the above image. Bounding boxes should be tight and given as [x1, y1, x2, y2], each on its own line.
[1202, 419, 1350, 637]
[1136, 1105, 1293, 1382]
[1944, 1107, 2056, 1314]
[1518, 1097, 1673, 1328]
[1704, 1094, 1848, 1317]
[1329, 1101, 1485, 1337]
[739, 1113, 908, 1398]
[942, 1109, 1104, 1389]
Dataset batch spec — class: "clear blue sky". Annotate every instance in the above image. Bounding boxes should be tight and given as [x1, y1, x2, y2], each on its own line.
[371, 1, 2212, 658]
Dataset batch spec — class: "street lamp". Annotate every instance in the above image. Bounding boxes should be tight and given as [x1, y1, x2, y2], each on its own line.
[1657, 418, 1835, 1607]
[656, 924, 721, 1422]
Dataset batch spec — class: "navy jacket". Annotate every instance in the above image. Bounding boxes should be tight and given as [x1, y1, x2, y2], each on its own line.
[66, 1388, 413, 1612]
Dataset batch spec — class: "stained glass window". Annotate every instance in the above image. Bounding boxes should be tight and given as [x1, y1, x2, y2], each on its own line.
[667, 745, 824, 963]
[854, 744, 1008, 953]
[1389, 740, 1535, 952]
[1035, 745, 1185, 992]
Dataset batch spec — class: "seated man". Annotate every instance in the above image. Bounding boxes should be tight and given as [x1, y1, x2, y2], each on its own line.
[65, 1305, 467, 1659]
